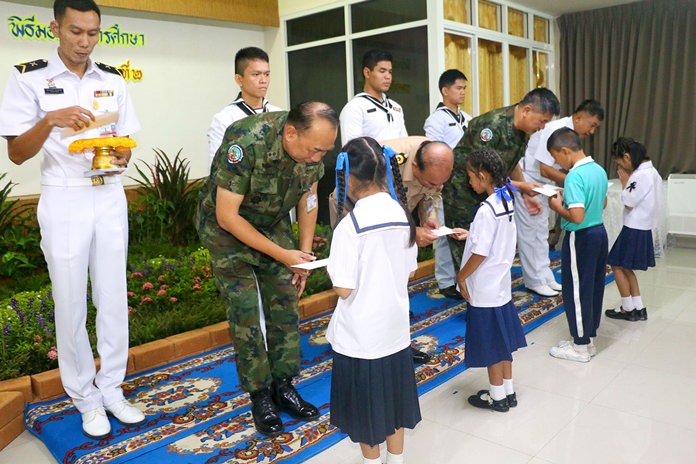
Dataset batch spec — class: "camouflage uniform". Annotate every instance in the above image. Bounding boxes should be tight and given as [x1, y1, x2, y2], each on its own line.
[442, 105, 529, 267]
[196, 112, 324, 393]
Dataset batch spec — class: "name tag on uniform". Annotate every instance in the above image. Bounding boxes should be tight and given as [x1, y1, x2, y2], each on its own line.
[366, 108, 377, 113]
[44, 88, 64, 94]
[306, 192, 318, 212]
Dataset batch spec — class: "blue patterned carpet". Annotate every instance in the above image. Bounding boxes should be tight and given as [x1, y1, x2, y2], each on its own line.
[25, 252, 612, 463]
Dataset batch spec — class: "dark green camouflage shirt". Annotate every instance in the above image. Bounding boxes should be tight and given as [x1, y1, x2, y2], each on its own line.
[196, 112, 324, 264]
[442, 105, 529, 229]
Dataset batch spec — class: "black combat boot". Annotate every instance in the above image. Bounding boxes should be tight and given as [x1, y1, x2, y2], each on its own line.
[249, 387, 283, 437]
[272, 378, 320, 421]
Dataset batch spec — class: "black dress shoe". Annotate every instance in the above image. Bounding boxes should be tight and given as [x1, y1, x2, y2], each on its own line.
[439, 285, 464, 300]
[249, 388, 283, 437]
[272, 378, 320, 421]
[507, 392, 518, 408]
[411, 346, 432, 364]
[468, 390, 509, 412]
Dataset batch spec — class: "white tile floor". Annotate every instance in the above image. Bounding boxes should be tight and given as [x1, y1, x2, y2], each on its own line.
[3, 246, 696, 464]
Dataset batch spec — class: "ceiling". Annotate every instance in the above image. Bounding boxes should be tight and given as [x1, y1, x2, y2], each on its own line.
[511, 0, 642, 16]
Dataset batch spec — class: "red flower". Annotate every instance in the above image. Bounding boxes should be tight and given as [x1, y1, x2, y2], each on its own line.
[169, 297, 178, 303]
[158, 275, 165, 281]
[131, 272, 144, 278]
[157, 289, 167, 296]
[141, 296, 153, 303]
[142, 282, 154, 290]
[127, 291, 135, 297]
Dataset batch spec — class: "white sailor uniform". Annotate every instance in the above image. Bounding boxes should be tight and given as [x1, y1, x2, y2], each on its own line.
[516, 116, 573, 289]
[339, 92, 407, 146]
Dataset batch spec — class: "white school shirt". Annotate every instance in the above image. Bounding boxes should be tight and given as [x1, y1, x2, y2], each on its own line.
[519, 116, 572, 184]
[423, 103, 472, 149]
[339, 92, 407, 146]
[622, 160, 662, 230]
[207, 94, 281, 167]
[460, 191, 517, 307]
[327, 192, 418, 359]
[0, 49, 140, 179]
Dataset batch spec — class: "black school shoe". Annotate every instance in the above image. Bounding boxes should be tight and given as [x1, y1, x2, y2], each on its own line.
[605, 307, 639, 321]
[468, 390, 509, 412]
[634, 307, 648, 321]
[272, 378, 320, 421]
[507, 392, 518, 408]
[439, 285, 464, 300]
[411, 346, 432, 364]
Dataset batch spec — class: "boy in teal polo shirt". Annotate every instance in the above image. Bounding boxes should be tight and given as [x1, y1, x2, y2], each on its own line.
[547, 128, 608, 362]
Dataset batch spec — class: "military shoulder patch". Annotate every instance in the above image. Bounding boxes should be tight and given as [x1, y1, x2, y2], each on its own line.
[14, 59, 48, 74]
[227, 145, 244, 165]
[480, 128, 493, 143]
[395, 152, 408, 165]
[96, 62, 123, 77]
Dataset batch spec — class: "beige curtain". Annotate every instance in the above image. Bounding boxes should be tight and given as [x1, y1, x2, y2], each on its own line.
[558, 0, 696, 175]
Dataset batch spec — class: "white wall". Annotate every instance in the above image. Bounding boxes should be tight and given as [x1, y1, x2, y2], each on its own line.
[0, 1, 270, 196]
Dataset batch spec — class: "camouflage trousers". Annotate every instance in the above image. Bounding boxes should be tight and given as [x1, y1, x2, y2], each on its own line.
[210, 253, 300, 393]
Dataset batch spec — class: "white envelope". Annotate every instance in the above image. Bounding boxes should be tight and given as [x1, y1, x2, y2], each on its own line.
[291, 258, 329, 270]
[533, 184, 563, 197]
[431, 226, 455, 237]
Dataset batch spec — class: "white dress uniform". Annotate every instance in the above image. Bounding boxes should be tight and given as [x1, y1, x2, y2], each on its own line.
[0, 50, 140, 413]
[339, 92, 407, 146]
[207, 93, 281, 170]
[423, 103, 473, 290]
[516, 116, 573, 289]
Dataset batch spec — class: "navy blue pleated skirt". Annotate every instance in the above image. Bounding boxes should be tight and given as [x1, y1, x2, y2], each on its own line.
[465, 300, 527, 368]
[330, 346, 421, 446]
[607, 226, 655, 270]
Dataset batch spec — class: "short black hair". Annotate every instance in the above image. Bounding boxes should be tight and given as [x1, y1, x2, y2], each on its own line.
[286, 101, 339, 134]
[612, 137, 650, 169]
[438, 69, 468, 93]
[362, 49, 393, 71]
[235, 47, 269, 75]
[574, 99, 605, 121]
[54, 0, 100, 22]
[520, 87, 560, 116]
[547, 127, 582, 152]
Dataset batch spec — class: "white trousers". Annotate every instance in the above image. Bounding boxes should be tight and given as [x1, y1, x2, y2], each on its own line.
[38, 183, 129, 412]
[514, 191, 556, 289]
[434, 197, 457, 289]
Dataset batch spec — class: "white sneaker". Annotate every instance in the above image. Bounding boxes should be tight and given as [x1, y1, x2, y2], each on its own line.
[81, 407, 111, 439]
[549, 341, 591, 362]
[105, 399, 146, 426]
[547, 280, 562, 292]
[588, 340, 597, 357]
[528, 284, 559, 297]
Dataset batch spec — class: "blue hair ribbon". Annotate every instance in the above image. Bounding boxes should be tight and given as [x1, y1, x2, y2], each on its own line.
[335, 151, 349, 205]
[494, 177, 519, 203]
[382, 145, 398, 200]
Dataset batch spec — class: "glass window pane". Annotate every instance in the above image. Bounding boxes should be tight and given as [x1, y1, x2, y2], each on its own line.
[444, 0, 471, 24]
[286, 8, 344, 46]
[351, 0, 426, 33]
[533, 50, 549, 88]
[509, 45, 529, 104]
[508, 8, 527, 38]
[478, 38, 503, 113]
[478, 0, 501, 32]
[352, 27, 429, 136]
[288, 43, 347, 224]
[444, 33, 473, 116]
[534, 15, 550, 43]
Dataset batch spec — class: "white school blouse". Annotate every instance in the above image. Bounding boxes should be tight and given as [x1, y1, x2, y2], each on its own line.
[460, 192, 517, 307]
[622, 160, 662, 230]
[327, 192, 418, 359]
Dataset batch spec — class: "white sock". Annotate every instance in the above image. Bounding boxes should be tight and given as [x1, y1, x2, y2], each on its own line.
[503, 378, 514, 396]
[632, 296, 644, 309]
[386, 451, 404, 464]
[490, 383, 506, 401]
[363, 457, 381, 464]
[621, 297, 635, 311]
[573, 343, 588, 353]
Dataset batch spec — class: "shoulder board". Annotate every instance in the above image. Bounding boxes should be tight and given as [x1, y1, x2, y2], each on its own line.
[14, 59, 48, 74]
[96, 62, 123, 77]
